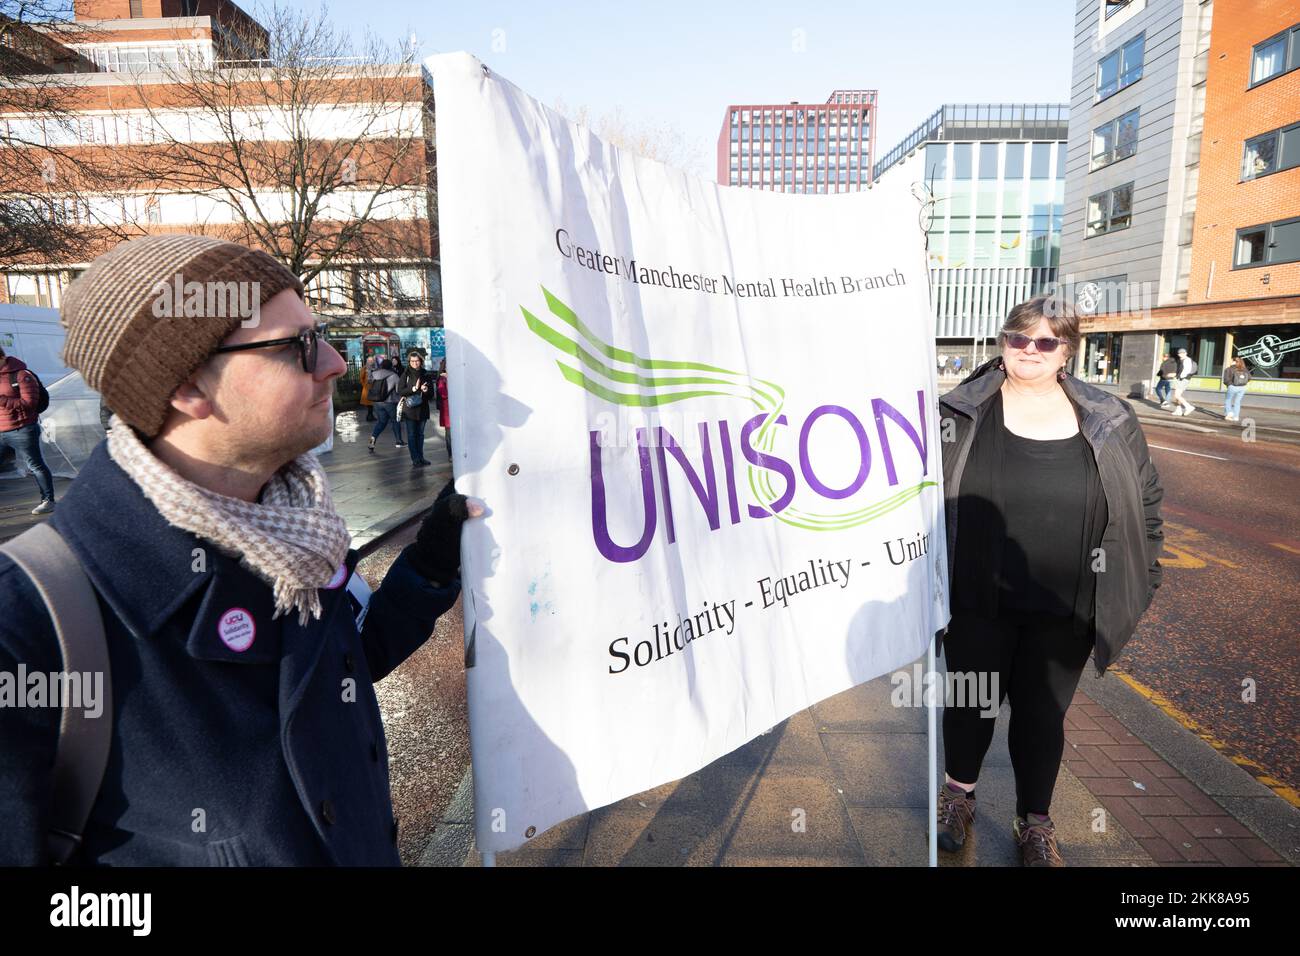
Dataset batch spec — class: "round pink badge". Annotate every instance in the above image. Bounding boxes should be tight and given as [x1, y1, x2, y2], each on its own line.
[325, 563, 348, 590]
[218, 607, 256, 652]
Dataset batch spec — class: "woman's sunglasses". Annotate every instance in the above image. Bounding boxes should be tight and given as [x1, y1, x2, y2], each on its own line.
[1002, 330, 1062, 353]
[213, 322, 329, 373]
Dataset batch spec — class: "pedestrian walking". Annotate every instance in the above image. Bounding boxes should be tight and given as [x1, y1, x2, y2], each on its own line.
[359, 355, 377, 422]
[952, 355, 963, 377]
[1171, 347, 1198, 417]
[397, 348, 433, 467]
[437, 358, 451, 458]
[366, 357, 403, 452]
[0, 234, 480, 865]
[937, 353, 949, 376]
[1154, 352, 1177, 407]
[1095, 354, 1107, 382]
[0, 344, 56, 515]
[937, 294, 1164, 867]
[1221, 356, 1251, 423]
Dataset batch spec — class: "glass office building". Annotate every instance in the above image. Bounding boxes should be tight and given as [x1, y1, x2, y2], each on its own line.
[874, 104, 1069, 361]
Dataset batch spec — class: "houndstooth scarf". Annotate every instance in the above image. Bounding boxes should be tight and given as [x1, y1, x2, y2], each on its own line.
[106, 416, 351, 625]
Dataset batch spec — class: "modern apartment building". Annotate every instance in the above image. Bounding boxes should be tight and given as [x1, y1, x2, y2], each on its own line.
[0, 0, 441, 355]
[1059, 0, 1300, 402]
[873, 104, 1069, 362]
[716, 90, 877, 194]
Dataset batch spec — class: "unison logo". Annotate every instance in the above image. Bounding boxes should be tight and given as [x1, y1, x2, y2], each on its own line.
[521, 289, 935, 563]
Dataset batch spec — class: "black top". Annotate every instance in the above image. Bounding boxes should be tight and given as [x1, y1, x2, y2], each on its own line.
[998, 425, 1092, 615]
[952, 390, 1108, 632]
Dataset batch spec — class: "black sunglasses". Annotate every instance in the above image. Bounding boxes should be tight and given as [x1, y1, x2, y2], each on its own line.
[1002, 330, 1062, 353]
[213, 322, 329, 373]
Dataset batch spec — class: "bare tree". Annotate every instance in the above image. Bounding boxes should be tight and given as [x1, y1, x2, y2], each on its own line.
[553, 99, 706, 175]
[0, 0, 114, 264]
[121, 2, 435, 313]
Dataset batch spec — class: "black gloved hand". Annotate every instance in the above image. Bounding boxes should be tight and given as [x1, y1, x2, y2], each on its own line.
[402, 480, 477, 585]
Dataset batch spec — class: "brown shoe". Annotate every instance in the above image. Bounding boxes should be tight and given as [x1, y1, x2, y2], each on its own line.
[1013, 815, 1064, 867]
[935, 785, 976, 852]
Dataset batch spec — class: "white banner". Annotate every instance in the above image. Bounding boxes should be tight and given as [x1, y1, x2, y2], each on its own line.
[430, 53, 949, 853]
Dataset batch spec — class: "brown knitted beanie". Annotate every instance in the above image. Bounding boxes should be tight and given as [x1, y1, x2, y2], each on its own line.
[61, 234, 304, 438]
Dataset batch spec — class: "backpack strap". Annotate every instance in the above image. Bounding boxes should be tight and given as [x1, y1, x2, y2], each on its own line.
[0, 523, 112, 864]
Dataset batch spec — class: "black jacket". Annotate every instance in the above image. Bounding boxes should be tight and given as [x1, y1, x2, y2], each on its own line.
[939, 359, 1164, 675]
[0, 442, 459, 864]
[398, 367, 432, 422]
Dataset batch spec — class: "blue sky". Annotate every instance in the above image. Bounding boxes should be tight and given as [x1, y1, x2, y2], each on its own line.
[287, 1, 1074, 175]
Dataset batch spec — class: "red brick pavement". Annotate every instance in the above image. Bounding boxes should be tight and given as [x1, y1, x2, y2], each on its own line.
[1063, 691, 1285, 867]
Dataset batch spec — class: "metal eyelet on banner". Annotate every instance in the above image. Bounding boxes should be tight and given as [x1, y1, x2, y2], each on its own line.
[508, 463, 519, 476]
[525, 826, 536, 838]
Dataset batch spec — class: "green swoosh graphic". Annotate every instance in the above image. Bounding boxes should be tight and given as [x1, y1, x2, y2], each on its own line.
[522, 288, 932, 531]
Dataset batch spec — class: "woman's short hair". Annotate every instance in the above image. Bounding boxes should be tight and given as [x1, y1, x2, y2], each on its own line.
[999, 294, 1082, 361]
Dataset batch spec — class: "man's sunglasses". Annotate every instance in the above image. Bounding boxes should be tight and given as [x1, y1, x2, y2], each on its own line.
[1001, 330, 1062, 353]
[213, 322, 329, 373]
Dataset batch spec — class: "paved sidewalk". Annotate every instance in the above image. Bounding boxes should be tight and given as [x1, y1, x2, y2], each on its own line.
[939, 377, 1300, 445]
[0, 408, 451, 547]
[429, 650, 1298, 867]
[1111, 390, 1300, 446]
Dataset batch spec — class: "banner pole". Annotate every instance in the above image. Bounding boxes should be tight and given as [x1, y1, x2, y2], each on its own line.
[914, 179, 940, 869]
[927, 636, 938, 868]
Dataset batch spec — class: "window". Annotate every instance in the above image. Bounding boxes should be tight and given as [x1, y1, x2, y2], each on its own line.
[1091, 108, 1139, 170]
[1097, 33, 1145, 100]
[129, 0, 143, 16]
[1236, 326, 1300, 379]
[305, 269, 354, 311]
[1234, 217, 1300, 268]
[5, 273, 64, 307]
[1086, 182, 1134, 237]
[1105, 1, 1131, 18]
[1250, 24, 1300, 86]
[979, 143, 999, 179]
[953, 143, 972, 179]
[1030, 142, 1052, 179]
[1004, 143, 1025, 180]
[1242, 122, 1300, 179]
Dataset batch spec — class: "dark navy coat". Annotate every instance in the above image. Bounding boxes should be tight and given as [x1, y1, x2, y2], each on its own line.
[0, 442, 458, 865]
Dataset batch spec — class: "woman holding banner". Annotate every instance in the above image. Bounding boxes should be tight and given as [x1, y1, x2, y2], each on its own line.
[936, 294, 1164, 867]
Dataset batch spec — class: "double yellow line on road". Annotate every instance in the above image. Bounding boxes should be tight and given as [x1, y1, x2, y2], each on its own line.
[1113, 669, 1300, 809]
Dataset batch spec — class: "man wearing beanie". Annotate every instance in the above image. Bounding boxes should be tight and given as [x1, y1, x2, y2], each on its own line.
[0, 234, 480, 865]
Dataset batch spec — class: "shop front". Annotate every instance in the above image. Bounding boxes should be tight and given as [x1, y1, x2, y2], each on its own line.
[1080, 331, 1122, 384]
[1077, 295, 1300, 405]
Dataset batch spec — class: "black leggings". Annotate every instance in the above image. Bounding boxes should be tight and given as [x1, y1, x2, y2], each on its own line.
[941, 609, 1094, 818]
